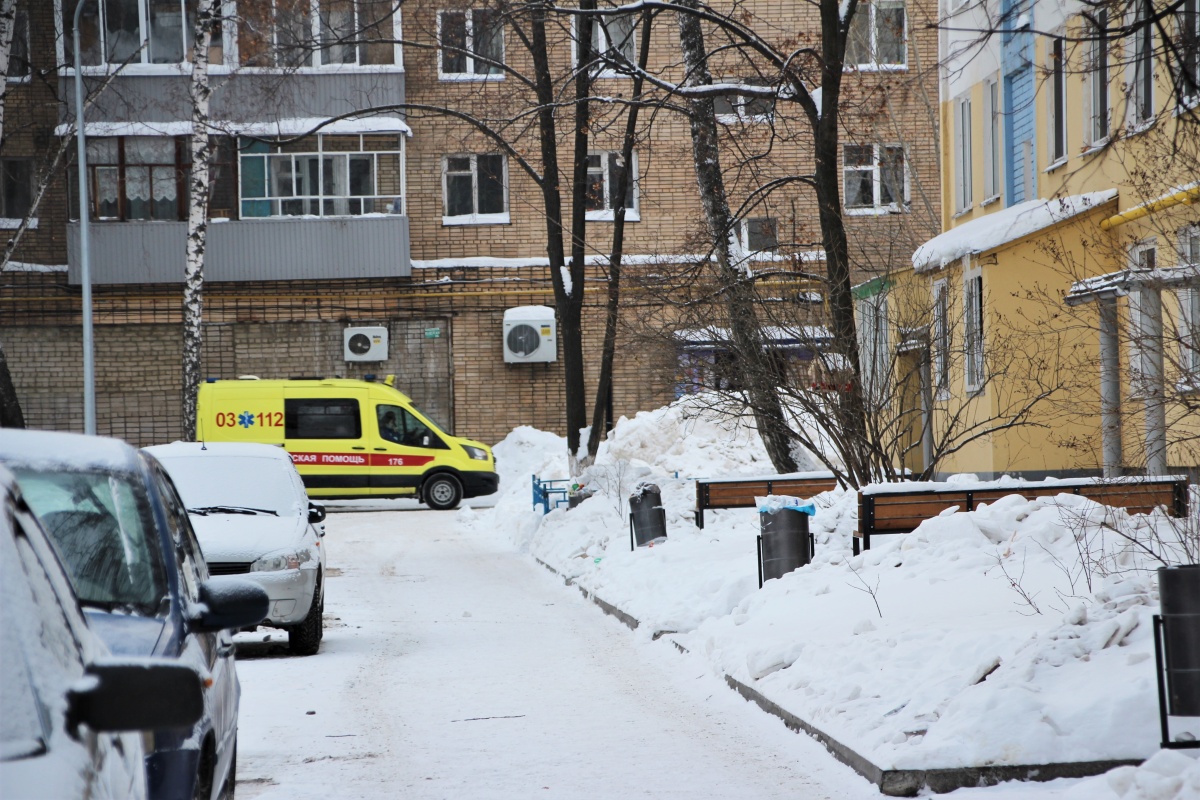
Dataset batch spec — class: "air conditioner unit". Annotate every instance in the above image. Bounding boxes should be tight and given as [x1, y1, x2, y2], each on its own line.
[344, 326, 389, 362]
[503, 306, 556, 364]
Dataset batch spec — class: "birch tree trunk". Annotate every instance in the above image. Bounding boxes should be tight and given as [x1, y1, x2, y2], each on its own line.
[0, 0, 16, 145]
[182, 0, 219, 440]
[676, 1, 797, 474]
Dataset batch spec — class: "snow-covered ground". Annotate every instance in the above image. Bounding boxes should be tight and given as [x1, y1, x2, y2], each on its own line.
[454, 395, 1200, 797]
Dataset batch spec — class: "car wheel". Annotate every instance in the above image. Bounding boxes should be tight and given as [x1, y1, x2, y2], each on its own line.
[194, 744, 215, 800]
[288, 578, 322, 656]
[217, 741, 236, 800]
[423, 474, 462, 511]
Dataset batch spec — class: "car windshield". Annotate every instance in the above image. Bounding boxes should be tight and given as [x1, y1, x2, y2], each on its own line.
[13, 468, 168, 616]
[156, 456, 303, 518]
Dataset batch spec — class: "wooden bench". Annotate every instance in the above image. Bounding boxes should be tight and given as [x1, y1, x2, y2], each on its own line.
[854, 476, 1191, 554]
[695, 473, 840, 528]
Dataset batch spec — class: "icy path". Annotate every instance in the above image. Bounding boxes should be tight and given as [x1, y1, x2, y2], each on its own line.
[232, 509, 884, 799]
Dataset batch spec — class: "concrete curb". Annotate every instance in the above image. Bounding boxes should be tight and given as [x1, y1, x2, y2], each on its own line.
[532, 556, 1142, 796]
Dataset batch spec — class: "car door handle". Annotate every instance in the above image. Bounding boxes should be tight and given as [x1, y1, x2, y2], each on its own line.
[218, 642, 236, 657]
[351, 446, 366, 450]
[374, 447, 388, 452]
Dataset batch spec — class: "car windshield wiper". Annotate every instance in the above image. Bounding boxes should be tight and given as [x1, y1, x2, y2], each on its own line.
[188, 506, 279, 517]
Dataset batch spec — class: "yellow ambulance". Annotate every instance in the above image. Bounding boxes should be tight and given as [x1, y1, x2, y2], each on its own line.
[196, 376, 497, 509]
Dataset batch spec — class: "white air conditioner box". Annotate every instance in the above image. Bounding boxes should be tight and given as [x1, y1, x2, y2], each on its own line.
[503, 306, 557, 363]
[344, 326, 389, 362]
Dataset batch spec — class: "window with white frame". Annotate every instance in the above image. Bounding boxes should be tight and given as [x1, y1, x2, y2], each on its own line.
[963, 264, 984, 391]
[714, 81, 775, 123]
[843, 144, 907, 212]
[1131, 2, 1155, 125]
[439, 9, 503, 78]
[239, 136, 405, 218]
[0, 159, 33, 222]
[857, 290, 890, 406]
[8, 9, 29, 78]
[953, 95, 972, 212]
[1049, 36, 1067, 163]
[575, 13, 637, 76]
[739, 217, 778, 253]
[1178, 227, 1200, 378]
[585, 151, 637, 220]
[845, 0, 906, 69]
[982, 77, 1000, 200]
[238, 0, 397, 68]
[1179, 0, 1200, 105]
[1088, 9, 1110, 144]
[933, 279, 950, 395]
[62, 0, 201, 66]
[442, 153, 507, 224]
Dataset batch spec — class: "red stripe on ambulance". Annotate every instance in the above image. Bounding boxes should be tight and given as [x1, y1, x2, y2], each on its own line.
[287, 452, 435, 468]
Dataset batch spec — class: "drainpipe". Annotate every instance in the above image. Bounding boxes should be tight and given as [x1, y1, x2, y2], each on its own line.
[1098, 298, 1122, 477]
[920, 350, 934, 475]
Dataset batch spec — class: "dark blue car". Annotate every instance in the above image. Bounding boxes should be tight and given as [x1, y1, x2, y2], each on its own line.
[0, 430, 268, 800]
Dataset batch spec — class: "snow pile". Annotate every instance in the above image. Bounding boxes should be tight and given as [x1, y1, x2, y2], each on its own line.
[468, 398, 1198, 775]
[1064, 750, 1200, 799]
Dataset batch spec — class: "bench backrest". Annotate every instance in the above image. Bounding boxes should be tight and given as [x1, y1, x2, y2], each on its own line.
[697, 477, 840, 511]
[861, 479, 1189, 537]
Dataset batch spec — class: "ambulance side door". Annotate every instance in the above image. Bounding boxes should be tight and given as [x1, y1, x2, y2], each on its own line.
[369, 403, 447, 497]
[283, 391, 370, 497]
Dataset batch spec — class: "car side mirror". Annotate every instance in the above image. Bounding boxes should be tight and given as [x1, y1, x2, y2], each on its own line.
[67, 660, 204, 733]
[308, 502, 326, 525]
[192, 577, 270, 634]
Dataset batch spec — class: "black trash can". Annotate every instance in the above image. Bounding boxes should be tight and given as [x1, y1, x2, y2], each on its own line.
[568, 488, 595, 509]
[629, 483, 667, 549]
[1160, 564, 1200, 717]
[758, 508, 813, 587]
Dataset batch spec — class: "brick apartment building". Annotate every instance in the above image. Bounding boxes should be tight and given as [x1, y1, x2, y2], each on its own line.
[0, 0, 939, 448]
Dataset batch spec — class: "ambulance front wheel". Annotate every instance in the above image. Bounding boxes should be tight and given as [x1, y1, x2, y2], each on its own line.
[424, 474, 463, 510]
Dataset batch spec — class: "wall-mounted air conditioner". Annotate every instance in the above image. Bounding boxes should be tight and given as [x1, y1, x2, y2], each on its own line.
[344, 326, 389, 362]
[503, 306, 556, 363]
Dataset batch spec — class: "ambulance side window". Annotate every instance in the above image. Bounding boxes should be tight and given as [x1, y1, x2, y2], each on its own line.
[377, 404, 447, 449]
[285, 399, 362, 439]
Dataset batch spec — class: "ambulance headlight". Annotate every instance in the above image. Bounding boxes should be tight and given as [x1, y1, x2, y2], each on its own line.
[462, 445, 489, 461]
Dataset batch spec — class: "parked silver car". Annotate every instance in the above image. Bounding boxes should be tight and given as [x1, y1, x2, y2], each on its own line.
[0, 464, 204, 800]
[147, 442, 328, 655]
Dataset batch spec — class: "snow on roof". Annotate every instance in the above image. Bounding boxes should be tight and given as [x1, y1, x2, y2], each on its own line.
[0, 261, 67, 273]
[861, 473, 1189, 496]
[912, 190, 1118, 272]
[146, 441, 293, 462]
[0, 429, 140, 473]
[55, 116, 411, 139]
[675, 326, 832, 346]
[412, 250, 825, 270]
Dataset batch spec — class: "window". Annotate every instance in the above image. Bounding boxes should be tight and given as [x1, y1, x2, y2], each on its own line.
[982, 78, 1000, 200]
[239, 136, 404, 218]
[8, 8, 29, 78]
[1179, 0, 1200, 105]
[62, 0, 215, 66]
[83, 137, 184, 221]
[439, 9, 503, 78]
[576, 13, 637, 76]
[740, 217, 778, 253]
[442, 153, 507, 224]
[0, 159, 33, 221]
[1131, 2, 1155, 126]
[1088, 9, 1110, 144]
[239, 0, 396, 67]
[843, 144, 907, 212]
[964, 266, 984, 391]
[857, 291, 889, 406]
[933, 279, 950, 395]
[714, 81, 775, 123]
[376, 405, 448, 449]
[285, 398, 362, 439]
[846, 0, 906, 68]
[1178, 228, 1200, 378]
[1049, 36, 1067, 163]
[584, 151, 637, 220]
[953, 95, 972, 212]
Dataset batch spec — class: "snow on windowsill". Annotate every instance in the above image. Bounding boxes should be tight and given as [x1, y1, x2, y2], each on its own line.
[951, 205, 974, 220]
[60, 63, 405, 78]
[1, 260, 66, 273]
[980, 194, 1002, 207]
[585, 210, 641, 223]
[844, 63, 908, 73]
[442, 212, 511, 227]
[846, 204, 908, 217]
[438, 72, 505, 82]
[1043, 157, 1068, 173]
[0, 217, 36, 230]
[1081, 138, 1110, 157]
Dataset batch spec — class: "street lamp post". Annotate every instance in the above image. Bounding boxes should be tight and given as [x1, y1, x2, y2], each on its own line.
[73, 0, 95, 434]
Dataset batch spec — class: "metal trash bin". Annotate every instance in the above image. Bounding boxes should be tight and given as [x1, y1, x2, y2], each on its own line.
[628, 483, 667, 550]
[1159, 564, 1200, 719]
[757, 508, 813, 587]
[568, 487, 595, 509]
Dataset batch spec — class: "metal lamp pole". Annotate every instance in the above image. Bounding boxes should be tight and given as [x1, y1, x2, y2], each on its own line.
[73, 0, 95, 434]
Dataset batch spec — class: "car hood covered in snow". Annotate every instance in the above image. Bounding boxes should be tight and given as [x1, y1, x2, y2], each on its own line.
[189, 513, 308, 563]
